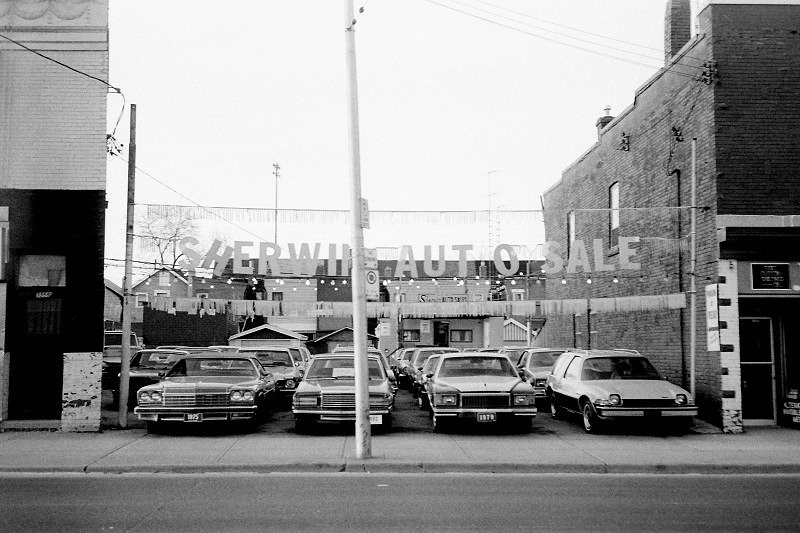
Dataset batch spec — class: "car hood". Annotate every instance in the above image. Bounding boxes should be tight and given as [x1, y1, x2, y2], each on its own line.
[262, 367, 300, 379]
[529, 369, 552, 380]
[585, 379, 690, 399]
[296, 379, 390, 394]
[148, 376, 261, 391]
[435, 376, 531, 393]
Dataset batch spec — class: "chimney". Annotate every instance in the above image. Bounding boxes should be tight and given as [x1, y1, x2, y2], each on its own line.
[664, 0, 691, 64]
[596, 106, 614, 140]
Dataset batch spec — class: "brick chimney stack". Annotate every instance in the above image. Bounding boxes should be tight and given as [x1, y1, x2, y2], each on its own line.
[664, 0, 692, 64]
[596, 106, 614, 140]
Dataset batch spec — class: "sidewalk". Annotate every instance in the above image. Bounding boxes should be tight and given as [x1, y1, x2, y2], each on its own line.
[2, 421, 800, 475]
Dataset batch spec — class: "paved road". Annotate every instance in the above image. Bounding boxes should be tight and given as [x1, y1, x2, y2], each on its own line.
[2, 472, 797, 532]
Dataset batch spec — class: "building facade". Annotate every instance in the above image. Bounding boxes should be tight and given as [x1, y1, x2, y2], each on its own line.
[540, 0, 800, 432]
[0, 0, 109, 429]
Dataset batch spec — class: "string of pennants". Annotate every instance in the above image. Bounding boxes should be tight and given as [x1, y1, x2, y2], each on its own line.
[146, 293, 686, 319]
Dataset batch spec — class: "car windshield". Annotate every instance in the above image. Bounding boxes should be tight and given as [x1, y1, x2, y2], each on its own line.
[305, 358, 384, 380]
[529, 351, 563, 368]
[166, 358, 258, 378]
[104, 332, 137, 346]
[412, 349, 455, 367]
[437, 356, 518, 378]
[134, 350, 183, 369]
[246, 350, 293, 367]
[581, 357, 662, 381]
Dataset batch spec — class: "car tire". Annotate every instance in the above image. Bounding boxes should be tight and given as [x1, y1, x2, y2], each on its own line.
[550, 394, 563, 420]
[582, 401, 601, 434]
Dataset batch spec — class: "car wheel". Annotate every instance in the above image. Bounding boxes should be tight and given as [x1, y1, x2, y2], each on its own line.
[550, 394, 563, 420]
[582, 401, 601, 434]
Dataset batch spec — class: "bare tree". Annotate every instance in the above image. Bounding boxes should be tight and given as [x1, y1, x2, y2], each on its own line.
[136, 209, 197, 269]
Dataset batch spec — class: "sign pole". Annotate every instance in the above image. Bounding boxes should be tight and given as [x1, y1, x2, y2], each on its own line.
[118, 103, 136, 428]
[344, 0, 371, 459]
[689, 138, 698, 400]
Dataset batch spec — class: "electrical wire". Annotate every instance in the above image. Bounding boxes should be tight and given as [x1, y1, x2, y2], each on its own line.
[439, 0, 703, 75]
[422, 0, 699, 80]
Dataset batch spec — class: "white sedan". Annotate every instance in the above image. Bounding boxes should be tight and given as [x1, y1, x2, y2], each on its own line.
[546, 349, 698, 433]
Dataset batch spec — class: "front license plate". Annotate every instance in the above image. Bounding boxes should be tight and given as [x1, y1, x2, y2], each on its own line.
[477, 413, 496, 422]
[369, 414, 382, 425]
[184, 413, 202, 422]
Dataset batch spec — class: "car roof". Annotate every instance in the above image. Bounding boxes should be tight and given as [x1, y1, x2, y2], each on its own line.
[313, 353, 381, 360]
[560, 349, 643, 359]
[237, 346, 291, 352]
[179, 353, 259, 360]
[438, 352, 513, 360]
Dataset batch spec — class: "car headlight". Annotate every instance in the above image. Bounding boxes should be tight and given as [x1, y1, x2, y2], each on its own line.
[513, 395, 532, 406]
[437, 394, 458, 407]
[138, 391, 162, 404]
[534, 378, 547, 387]
[675, 393, 688, 405]
[293, 394, 319, 407]
[230, 390, 255, 402]
[609, 394, 622, 406]
[285, 379, 296, 389]
[150, 391, 162, 402]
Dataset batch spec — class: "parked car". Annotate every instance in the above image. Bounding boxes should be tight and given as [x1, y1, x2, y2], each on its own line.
[207, 345, 241, 353]
[394, 348, 417, 389]
[102, 330, 142, 390]
[516, 348, 567, 406]
[236, 347, 305, 399]
[415, 354, 443, 411]
[325, 347, 398, 395]
[292, 353, 394, 433]
[425, 352, 537, 432]
[134, 353, 276, 431]
[408, 347, 459, 397]
[546, 349, 698, 433]
[112, 348, 189, 408]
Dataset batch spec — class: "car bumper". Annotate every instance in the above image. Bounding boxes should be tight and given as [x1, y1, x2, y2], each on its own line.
[433, 407, 537, 421]
[293, 408, 391, 422]
[134, 405, 258, 422]
[595, 406, 698, 418]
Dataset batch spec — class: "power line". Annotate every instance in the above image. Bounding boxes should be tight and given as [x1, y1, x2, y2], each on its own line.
[441, 0, 703, 74]
[422, 0, 699, 80]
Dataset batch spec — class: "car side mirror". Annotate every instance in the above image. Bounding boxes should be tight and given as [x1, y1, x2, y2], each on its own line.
[157, 371, 166, 379]
[426, 373, 434, 379]
[518, 371, 526, 380]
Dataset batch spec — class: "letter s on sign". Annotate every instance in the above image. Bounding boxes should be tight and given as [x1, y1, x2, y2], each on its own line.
[178, 237, 203, 273]
[541, 241, 563, 274]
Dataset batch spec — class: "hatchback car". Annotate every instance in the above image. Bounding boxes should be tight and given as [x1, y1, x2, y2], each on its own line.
[407, 347, 459, 398]
[516, 348, 567, 406]
[112, 348, 189, 408]
[546, 349, 698, 433]
[425, 352, 537, 431]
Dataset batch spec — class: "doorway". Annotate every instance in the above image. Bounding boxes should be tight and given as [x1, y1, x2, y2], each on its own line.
[739, 317, 777, 424]
[433, 321, 449, 347]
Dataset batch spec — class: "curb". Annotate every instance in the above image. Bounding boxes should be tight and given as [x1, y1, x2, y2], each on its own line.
[3, 463, 800, 475]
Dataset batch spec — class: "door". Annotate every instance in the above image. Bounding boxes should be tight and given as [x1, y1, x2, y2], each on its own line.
[740, 317, 776, 424]
[433, 321, 449, 347]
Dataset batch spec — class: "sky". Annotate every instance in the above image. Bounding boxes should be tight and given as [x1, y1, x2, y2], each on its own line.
[104, 0, 683, 280]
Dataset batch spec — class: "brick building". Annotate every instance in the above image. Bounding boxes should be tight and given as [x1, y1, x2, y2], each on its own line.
[539, 0, 800, 432]
[0, 0, 109, 430]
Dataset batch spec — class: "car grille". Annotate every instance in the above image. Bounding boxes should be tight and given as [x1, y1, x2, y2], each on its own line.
[321, 394, 387, 410]
[461, 395, 510, 409]
[620, 399, 681, 408]
[163, 393, 229, 407]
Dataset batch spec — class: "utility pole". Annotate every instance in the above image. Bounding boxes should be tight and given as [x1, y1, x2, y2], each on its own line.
[118, 103, 136, 428]
[689, 138, 698, 399]
[273, 162, 280, 244]
[344, 0, 372, 459]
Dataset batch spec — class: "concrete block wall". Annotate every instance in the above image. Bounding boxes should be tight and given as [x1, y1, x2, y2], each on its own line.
[717, 260, 743, 433]
[60, 352, 101, 432]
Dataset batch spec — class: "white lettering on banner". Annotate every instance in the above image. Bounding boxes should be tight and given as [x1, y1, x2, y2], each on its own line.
[179, 238, 646, 276]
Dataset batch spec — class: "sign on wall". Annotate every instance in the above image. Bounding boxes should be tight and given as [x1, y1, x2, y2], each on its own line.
[705, 284, 720, 352]
[751, 263, 790, 290]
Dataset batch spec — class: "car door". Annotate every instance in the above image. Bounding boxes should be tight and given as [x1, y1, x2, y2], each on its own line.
[518, 351, 532, 381]
[558, 356, 584, 412]
[549, 354, 579, 412]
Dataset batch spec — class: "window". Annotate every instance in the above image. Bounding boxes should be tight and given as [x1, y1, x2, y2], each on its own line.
[402, 329, 420, 342]
[135, 292, 149, 307]
[564, 356, 582, 380]
[512, 289, 525, 301]
[450, 329, 473, 343]
[196, 293, 209, 299]
[567, 211, 576, 256]
[271, 291, 283, 301]
[154, 290, 170, 298]
[609, 182, 620, 248]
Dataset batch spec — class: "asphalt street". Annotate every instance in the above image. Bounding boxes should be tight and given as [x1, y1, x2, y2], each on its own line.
[2, 472, 798, 532]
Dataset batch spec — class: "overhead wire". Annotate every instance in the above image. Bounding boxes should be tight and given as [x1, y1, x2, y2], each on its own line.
[421, 0, 700, 80]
